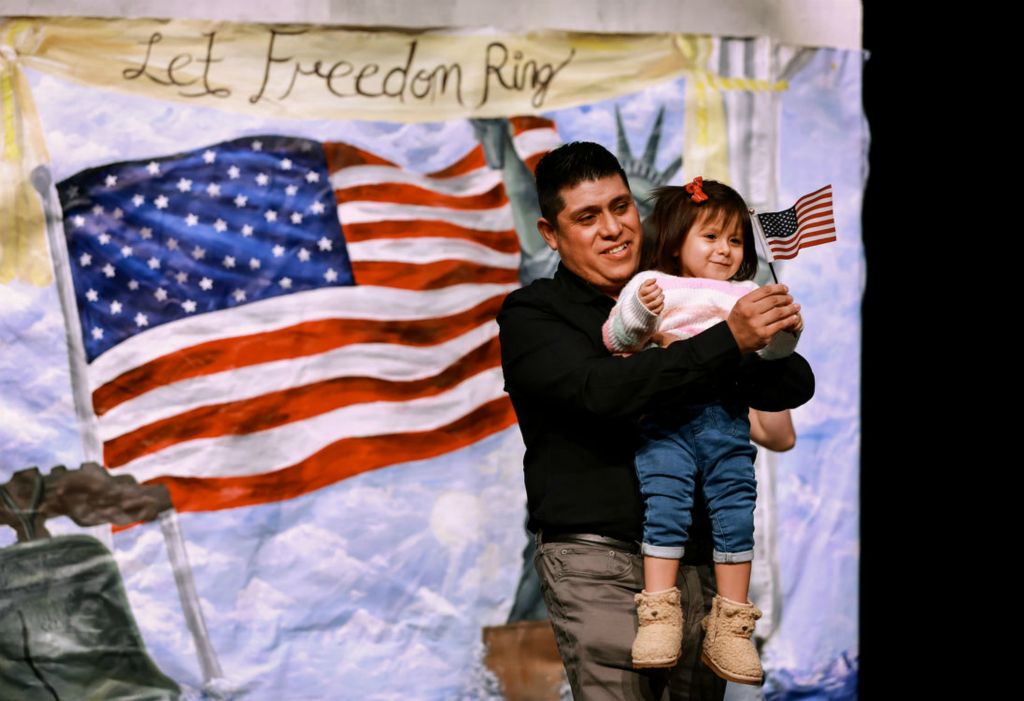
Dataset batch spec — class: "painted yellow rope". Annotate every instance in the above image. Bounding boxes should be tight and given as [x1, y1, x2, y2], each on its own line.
[0, 20, 53, 286]
[681, 37, 733, 185]
[2, 20, 28, 162]
[2, 69, 16, 161]
[694, 79, 709, 147]
[706, 76, 788, 93]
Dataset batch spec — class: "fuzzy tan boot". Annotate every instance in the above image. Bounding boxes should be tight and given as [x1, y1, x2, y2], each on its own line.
[700, 595, 764, 684]
[631, 587, 684, 668]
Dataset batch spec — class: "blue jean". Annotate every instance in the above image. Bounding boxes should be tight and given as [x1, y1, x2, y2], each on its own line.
[635, 403, 758, 563]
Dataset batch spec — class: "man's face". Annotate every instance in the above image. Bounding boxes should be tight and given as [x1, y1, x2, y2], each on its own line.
[537, 175, 641, 296]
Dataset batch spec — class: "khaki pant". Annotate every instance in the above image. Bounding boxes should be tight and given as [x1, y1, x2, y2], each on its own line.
[535, 539, 726, 701]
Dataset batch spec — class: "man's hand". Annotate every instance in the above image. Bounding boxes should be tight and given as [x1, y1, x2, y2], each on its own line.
[792, 313, 804, 334]
[727, 284, 802, 354]
[638, 278, 664, 315]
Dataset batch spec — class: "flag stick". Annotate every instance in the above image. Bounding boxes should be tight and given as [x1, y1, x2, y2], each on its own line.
[32, 166, 226, 692]
[30, 167, 102, 468]
[749, 208, 779, 284]
[159, 509, 225, 683]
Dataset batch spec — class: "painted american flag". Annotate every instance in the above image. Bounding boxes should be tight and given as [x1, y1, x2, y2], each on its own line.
[59, 118, 560, 514]
[755, 184, 836, 261]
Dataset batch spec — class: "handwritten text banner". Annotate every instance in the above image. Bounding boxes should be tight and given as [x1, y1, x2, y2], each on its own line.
[6, 18, 706, 121]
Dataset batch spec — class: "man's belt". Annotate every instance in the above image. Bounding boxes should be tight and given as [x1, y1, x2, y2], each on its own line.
[538, 530, 640, 555]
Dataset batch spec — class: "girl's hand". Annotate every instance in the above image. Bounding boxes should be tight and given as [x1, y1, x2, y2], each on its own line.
[638, 278, 664, 315]
[792, 313, 804, 334]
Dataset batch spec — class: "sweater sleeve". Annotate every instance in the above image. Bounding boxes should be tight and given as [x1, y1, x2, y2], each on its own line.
[601, 272, 660, 353]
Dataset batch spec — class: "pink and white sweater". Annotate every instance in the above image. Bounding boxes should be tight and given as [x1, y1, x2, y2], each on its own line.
[602, 271, 799, 359]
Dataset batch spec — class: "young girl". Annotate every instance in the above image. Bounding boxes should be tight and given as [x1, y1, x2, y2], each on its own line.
[602, 177, 802, 683]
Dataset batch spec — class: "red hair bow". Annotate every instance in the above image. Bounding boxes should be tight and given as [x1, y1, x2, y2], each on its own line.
[685, 176, 709, 203]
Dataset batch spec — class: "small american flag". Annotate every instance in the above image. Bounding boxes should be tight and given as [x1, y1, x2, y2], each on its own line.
[59, 120, 559, 514]
[755, 184, 836, 261]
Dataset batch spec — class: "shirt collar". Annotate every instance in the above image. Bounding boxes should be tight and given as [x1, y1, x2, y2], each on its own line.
[555, 262, 618, 306]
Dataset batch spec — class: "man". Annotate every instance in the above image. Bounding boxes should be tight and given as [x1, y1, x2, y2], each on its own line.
[496, 142, 813, 700]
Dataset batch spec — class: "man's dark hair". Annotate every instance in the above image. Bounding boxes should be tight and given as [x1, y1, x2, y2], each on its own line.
[534, 142, 630, 225]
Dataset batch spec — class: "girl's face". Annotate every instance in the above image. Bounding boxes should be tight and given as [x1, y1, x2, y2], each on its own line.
[676, 208, 744, 280]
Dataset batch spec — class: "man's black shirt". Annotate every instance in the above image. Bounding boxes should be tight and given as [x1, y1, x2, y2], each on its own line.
[497, 264, 815, 554]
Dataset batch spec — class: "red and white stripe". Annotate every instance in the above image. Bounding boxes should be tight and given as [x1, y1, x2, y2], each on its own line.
[765, 184, 836, 260]
[93, 119, 560, 515]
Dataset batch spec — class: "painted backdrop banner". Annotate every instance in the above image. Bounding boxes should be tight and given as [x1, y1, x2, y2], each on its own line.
[0, 15, 862, 701]
[3, 17, 711, 120]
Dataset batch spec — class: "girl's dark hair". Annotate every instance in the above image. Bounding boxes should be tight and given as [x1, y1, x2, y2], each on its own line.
[639, 181, 758, 281]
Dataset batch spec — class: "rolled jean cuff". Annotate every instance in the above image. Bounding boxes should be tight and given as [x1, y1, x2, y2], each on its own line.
[712, 548, 753, 564]
[642, 543, 685, 559]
